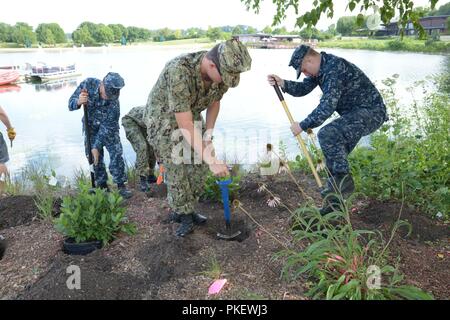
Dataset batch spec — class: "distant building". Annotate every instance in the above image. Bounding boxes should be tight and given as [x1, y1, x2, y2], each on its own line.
[232, 33, 305, 48]
[381, 15, 449, 36]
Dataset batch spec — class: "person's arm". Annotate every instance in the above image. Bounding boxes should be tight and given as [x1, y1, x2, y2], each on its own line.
[0, 106, 13, 129]
[299, 69, 343, 130]
[283, 76, 319, 97]
[68, 80, 88, 111]
[205, 100, 220, 134]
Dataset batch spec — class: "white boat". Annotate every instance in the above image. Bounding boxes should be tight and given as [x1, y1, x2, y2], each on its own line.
[25, 62, 81, 82]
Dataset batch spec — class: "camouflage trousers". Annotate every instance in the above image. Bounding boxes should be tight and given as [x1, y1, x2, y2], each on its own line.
[318, 107, 387, 176]
[0, 132, 9, 164]
[122, 116, 156, 177]
[164, 162, 209, 214]
[85, 130, 127, 185]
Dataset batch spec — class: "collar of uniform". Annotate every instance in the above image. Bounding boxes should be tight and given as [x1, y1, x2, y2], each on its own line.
[318, 52, 328, 79]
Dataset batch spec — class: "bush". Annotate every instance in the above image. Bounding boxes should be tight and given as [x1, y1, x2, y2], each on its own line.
[278, 197, 433, 300]
[55, 183, 136, 245]
[350, 75, 449, 218]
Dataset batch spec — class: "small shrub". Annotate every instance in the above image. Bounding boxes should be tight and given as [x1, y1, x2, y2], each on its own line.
[278, 196, 433, 300]
[202, 165, 241, 203]
[55, 182, 136, 245]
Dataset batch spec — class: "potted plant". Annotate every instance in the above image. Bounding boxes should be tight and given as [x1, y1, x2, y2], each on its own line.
[55, 182, 136, 255]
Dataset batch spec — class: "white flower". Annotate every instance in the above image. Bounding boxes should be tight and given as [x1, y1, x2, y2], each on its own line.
[278, 160, 290, 174]
[316, 159, 326, 172]
[257, 183, 267, 193]
[267, 196, 281, 208]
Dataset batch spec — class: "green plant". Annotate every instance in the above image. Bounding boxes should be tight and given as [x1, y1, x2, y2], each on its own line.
[199, 254, 222, 280]
[350, 74, 449, 218]
[277, 195, 433, 300]
[55, 182, 136, 245]
[35, 193, 56, 222]
[202, 165, 241, 203]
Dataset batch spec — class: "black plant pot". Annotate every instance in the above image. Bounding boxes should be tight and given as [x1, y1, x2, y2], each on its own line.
[63, 237, 103, 255]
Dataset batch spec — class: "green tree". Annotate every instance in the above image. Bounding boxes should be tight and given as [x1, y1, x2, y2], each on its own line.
[447, 17, 450, 34]
[206, 26, 224, 41]
[12, 22, 36, 46]
[0, 23, 13, 42]
[108, 24, 128, 42]
[262, 25, 273, 34]
[429, 2, 450, 15]
[336, 16, 357, 35]
[36, 23, 66, 44]
[272, 26, 287, 34]
[72, 25, 95, 46]
[247, 26, 257, 34]
[93, 24, 114, 44]
[240, 0, 441, 38]
[232, 25, 244, 35]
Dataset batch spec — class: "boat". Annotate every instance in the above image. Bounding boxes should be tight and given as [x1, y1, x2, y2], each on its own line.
[0, 84, 21, 94]
[0, 70, 20, 85]
[25, 62, 81, 82]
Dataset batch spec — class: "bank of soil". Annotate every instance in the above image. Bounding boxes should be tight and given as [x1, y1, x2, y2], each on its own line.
[0, 172, 448, 300]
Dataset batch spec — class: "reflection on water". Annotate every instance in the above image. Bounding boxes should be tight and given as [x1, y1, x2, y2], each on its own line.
[0, 47, 446, 178]
[33, 78, 78, 92]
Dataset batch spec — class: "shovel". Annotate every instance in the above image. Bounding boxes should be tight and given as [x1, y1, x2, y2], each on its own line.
[216, 178, 241, 241]
[272, 84, 323, 188]
[81, 88, 96, 189]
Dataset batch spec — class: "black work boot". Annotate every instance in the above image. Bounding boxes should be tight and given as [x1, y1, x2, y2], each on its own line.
[147, 174, 157, 184]
[139, 176, 150, 192]
[319, 195, 342, 216]
[117, 183, 132, 199]
[320, 174, 355, 199]
[167, 212, 207, 225]
[176, 214, 194, 237]
[97, 183, 110, 192]
[0, 234, 6, 260]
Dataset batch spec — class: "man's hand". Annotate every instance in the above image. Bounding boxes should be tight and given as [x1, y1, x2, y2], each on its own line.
[6, 128, 15, 141]
[290, 122, 303, 136]
[91, 148, 100, 166]
[77, 89, 88, 107]
[267, 74, 285, 88]
[208, 161, 229, 178]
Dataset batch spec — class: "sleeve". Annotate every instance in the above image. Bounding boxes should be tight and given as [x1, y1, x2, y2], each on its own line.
[167, 66, 193, 113]
[299, 68, 343, 130]
[92, 102, 120, 150]
[282, 76, 319, 97]
[68, 80, 87, 111]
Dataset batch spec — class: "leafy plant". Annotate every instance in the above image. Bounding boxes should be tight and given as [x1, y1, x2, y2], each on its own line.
[202, 165, 241, 203]
[277, 195, 433, 300]
[55, 182, 136, 245]
[350, 74, 449, 218]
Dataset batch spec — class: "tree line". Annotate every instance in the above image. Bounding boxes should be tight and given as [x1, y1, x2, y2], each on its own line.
[0, 21, 338, 46]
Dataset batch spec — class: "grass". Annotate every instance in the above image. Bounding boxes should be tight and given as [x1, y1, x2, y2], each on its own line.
[319, 37, 450, 53]
[199, 254, 222, 280]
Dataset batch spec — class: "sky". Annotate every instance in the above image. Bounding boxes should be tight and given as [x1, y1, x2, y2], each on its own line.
[1, 0, 436, 32]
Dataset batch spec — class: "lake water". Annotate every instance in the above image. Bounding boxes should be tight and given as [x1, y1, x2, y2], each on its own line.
[0, 46, 446, 179]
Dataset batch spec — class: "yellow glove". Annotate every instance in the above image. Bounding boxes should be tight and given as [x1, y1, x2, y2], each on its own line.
[7, 128, 16, 141]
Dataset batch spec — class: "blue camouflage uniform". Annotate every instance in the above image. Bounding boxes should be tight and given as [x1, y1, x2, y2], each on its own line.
[283, 46, 388, 176]
[68, 72, 127, 186]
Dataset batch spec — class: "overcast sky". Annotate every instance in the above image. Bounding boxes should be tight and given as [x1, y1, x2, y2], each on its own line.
[1, 0, 435, 32]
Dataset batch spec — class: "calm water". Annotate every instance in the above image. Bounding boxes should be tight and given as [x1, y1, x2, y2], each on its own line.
[0, 46, 446, 178]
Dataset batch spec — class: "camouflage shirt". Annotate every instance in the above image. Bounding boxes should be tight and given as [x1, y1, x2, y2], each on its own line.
[283, 52, 387, 130]
[123, 105, 146, 128]
[144, 51, 228, 145]
[68, 78, 121, 150]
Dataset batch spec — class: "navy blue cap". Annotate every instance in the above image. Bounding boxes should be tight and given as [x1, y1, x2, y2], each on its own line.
[289, 45, 310, 79]
[103, 72, 125, 100]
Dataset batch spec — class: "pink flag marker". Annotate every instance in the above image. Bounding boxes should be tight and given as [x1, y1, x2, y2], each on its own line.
[208, 279, 227, 295]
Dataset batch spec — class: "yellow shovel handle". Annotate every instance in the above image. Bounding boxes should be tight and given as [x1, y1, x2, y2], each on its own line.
[274, 85, 323, 188]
